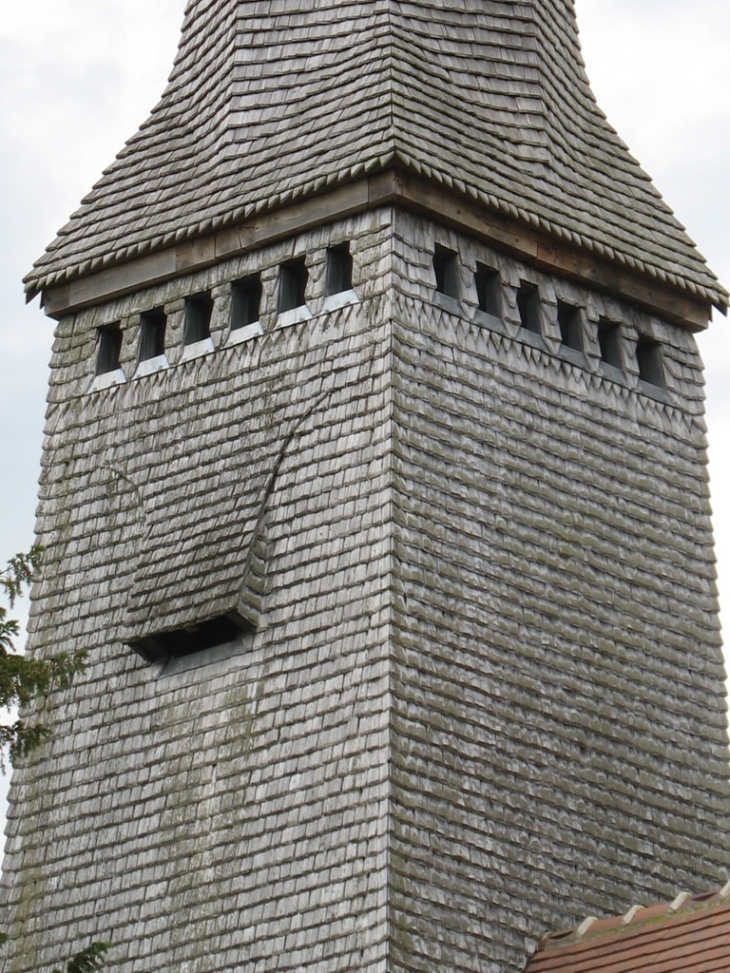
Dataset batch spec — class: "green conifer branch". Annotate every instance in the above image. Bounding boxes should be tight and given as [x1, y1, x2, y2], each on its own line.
[0, 549, 110, 970]
[0, 547, 88, 770]
[51, 942, 111, 973]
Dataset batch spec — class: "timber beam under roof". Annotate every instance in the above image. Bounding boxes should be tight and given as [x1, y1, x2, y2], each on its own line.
[42, 168, 713, 332]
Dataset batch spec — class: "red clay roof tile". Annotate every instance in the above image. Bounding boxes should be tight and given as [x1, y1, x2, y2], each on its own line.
[524, 887, 730, 973]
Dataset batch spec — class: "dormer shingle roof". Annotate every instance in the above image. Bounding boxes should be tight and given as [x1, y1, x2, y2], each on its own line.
[25, 0, 728, 312]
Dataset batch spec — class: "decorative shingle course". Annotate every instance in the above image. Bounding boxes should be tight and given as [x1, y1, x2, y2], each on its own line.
[25, 1, 727, 310]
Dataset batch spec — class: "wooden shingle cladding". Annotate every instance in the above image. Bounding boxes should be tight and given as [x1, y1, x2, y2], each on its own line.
[3, 210, 729, 972]
[2, 214, 395, 973]
[386, 211, 730, 971]
[7, 4, 730, 968]
[25, 0, 727, 319]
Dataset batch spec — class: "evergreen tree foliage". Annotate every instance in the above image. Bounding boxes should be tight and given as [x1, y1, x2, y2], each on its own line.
[0, 547, 109, 970]
[0, 545, 88, 769]
[52, 942, 111, 973]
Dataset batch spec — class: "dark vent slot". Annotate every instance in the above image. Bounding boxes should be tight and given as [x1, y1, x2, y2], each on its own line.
[637, 337, 665, 387]
[139, 309, 167, 361]
[279, 258, 308, 312]
[231, 276, 262, 330]
[132, 613, 254, 664]
[475, 264, 501, 317]
[96, 323, 122, 375]
[184, 293, 213, 345]
[517, 283, 541, 334]
[433, 245, 459, 299]
[598, 321, 623, 369]
[326, 244, 353, 296]
[557, 301, 583, 351]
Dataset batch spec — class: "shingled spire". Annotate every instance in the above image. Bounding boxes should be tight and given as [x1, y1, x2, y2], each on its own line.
[26, 0, 727, 317]
[4, 4, 729, 973]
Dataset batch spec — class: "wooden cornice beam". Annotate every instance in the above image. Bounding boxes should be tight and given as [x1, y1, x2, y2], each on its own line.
[41, 168, 712, 331]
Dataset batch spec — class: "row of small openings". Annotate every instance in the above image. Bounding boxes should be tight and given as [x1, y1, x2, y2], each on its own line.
[434, 246, 666, 390]
[95, 244, 353, 375]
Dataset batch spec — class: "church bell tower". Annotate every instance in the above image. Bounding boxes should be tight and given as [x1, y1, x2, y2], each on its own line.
[2, 2, 729, 971]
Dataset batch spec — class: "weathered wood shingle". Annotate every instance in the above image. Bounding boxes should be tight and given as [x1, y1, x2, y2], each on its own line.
[24, 0, 727, 310]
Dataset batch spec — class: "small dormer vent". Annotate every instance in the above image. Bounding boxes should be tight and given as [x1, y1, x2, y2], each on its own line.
[130, 611, 255, 665]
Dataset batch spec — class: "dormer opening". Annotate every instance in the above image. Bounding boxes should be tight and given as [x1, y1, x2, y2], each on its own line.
[557, 301, 583, 351]
[139, 309, 167, 361]
[475, 264, 501, 318]
[598, 320, 623, 370]
[326, 244, 353, 296]
[184, 292, 214, 345]
[433, 245, 459, 299]
[279, 258, 308, 312]
[517, 283, 541, 334]
[95, 323, 122, 375]
[130, 612, 255, 666]
[637, 336, 665, 388]
[231, 275, 262, 330]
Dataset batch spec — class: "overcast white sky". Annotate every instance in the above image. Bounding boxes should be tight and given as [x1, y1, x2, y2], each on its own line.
[0, 1, 729, 815]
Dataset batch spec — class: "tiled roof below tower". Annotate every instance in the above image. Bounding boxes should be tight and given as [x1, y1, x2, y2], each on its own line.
[524, 886, 730, 973]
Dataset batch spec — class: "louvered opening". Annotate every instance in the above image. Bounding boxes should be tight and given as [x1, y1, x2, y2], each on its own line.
[517, 283, 541, 334]
[637, 336, 665, 387]
[326, 244, 353, 295]
[558, 301, 583, 351]
[598, 320, 623, 370]
[279, 258, 308, 312]
[475, 264, 501, 317]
